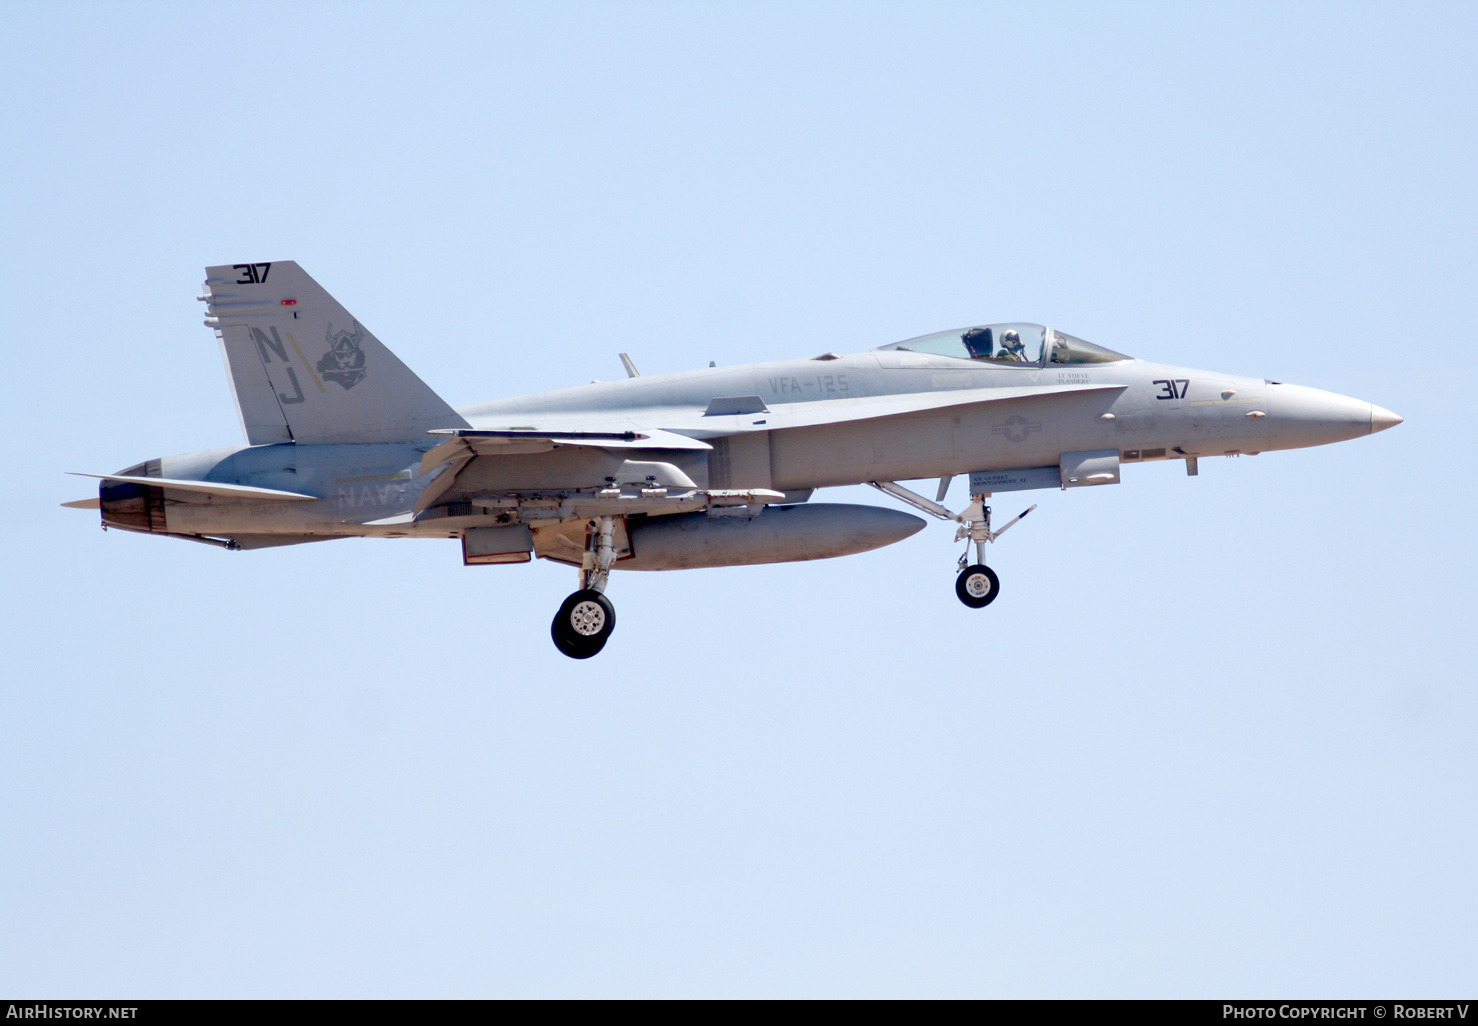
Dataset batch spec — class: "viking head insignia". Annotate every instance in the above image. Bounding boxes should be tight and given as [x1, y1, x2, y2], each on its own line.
[318, 321, 368, 390]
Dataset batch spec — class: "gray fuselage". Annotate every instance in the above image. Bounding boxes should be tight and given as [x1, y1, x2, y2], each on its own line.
[107, 344, 1396, 549]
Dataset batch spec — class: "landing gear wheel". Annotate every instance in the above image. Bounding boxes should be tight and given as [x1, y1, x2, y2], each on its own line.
[551, 589, 616, 659]
[955, 564, 1000, 608]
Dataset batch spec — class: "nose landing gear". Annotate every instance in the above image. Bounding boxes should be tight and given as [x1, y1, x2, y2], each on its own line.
[950, 495, 1037, 608]
[868, 481, 1036, 609]
[551, 515, 620, 659]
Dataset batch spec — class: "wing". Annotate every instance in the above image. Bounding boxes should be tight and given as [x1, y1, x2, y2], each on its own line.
[694, 382, 1126, 434]
[444, 382, 1122, 455]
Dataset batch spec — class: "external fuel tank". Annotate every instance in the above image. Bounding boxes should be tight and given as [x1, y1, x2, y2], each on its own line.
[619, 502, 925, 571]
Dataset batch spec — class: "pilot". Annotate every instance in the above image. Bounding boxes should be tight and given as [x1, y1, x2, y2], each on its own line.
[961, 327, 994, 360]
[996, 329, 1027, 362]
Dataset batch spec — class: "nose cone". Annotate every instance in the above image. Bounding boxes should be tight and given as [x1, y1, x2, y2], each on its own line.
[1371, 405, 1403, 433]
[1267, 384, 1401, 450]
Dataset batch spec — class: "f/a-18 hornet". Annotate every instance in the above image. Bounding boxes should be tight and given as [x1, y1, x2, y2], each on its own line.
[67, 262, 1402, 657]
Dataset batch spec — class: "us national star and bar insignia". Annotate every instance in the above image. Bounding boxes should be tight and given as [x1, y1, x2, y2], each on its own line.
[992, 415, 1042, 443]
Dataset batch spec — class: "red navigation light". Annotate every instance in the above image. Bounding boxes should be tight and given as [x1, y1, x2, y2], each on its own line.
[280, 299, 297, 306]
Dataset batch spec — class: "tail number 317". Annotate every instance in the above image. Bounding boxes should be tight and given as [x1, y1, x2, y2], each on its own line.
[234, 263, 272, 284]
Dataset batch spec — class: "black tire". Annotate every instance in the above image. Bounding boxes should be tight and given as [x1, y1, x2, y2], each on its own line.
[955, 564, 1000, 608]
[551, 589, 616, 659]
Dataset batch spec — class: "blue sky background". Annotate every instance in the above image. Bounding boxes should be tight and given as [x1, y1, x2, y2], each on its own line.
[2, 1, 1474, 997]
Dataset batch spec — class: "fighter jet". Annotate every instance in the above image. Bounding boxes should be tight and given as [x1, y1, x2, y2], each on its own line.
[66, 261, 1402, 658]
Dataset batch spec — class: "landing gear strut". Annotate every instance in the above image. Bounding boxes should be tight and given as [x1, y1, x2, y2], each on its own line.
[867, 481, 1036, 610]
[551, 516, 619, 658]
[954, 494, 1001, 608]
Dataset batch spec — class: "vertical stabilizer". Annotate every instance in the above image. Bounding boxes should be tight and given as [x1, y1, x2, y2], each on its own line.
[201, 261, 467, 444]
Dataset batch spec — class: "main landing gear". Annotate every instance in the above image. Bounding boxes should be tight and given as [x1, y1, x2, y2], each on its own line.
[868, 481, 1036, 610]
[551, 516, 619, 659]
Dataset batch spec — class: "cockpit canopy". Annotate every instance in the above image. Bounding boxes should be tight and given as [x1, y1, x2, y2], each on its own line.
[876, 323, 1131, 366]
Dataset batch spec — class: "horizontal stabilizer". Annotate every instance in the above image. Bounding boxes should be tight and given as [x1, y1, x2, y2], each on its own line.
[68, 473, 319, 501]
